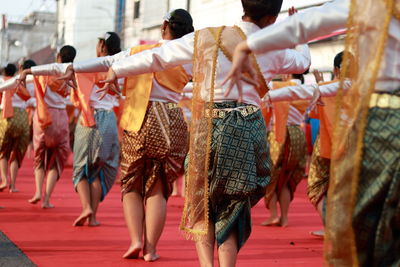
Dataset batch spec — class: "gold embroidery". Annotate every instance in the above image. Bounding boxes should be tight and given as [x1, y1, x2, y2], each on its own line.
[325, 0, 395, 265]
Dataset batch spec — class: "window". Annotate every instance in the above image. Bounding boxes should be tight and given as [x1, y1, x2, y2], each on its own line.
[134, 0, 140, 19]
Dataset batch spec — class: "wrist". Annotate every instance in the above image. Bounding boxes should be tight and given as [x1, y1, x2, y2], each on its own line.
[237, 41, 251, 55]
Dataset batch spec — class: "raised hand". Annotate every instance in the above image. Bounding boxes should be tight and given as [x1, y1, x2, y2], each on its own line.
[16, 69, 29, 92]
[312, 69, 324, 83]
[288, 6, 298, 16]
[304, 85, 325, 120]
[57, 64, 77, 90]
[96, 67, 121, 100]
[261, 92, 273, 112]
[221, 41, 259, 103]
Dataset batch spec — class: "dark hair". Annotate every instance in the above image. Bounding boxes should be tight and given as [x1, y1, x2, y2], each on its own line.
[292, 73, 304, 84]
[241, 0, 283, 21]
[101, 32, 121, 56]
[4, 63, 17, 77]
[59, 45, 77, 63]
[166, 9, 194, 39]
[22, 59, 37, 70]
[334, 51, 343, 69]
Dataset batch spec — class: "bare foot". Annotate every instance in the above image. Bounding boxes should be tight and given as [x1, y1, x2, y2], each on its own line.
[41, 202, 55, 209]
[28, 196, 41, 204]
[9, 188, 19, 193]
[122, 243, 142, 259]
[73, 209, 93, 226]
[310, 230, 324, 237]
[261, 217, 280, 226]
[280, 217, 288, 227]
[88, 219, 100, 227]
[0, 183, 7, 192]
[143, 253, 160, 262]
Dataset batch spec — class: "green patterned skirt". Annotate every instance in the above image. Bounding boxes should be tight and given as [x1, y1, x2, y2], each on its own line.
[73, 109, 120, 201]
[208, 102, 271, 250]
[353, 106, 400, 266]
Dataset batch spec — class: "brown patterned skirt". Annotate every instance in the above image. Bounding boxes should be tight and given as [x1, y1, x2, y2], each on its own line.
[265, 125, 306, 203]
[307, 136, 330, 208]
[0, 108, 30, 166]
[120, 102, 188, 199]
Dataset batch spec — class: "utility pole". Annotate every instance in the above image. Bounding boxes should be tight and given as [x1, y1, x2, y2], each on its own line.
[0, 14, 7, 66]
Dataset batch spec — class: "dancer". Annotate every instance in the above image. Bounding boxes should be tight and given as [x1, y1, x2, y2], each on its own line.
[59, 10, 194, 260]
[93, 2, 310, 266]
[260, 52, 348, 235]
[23, 33, 122, 226]
[23, 60, 37, 160]
[224, 0, 400, 265]
[262, 76, 307, 227]
[306, 53, 344, 236]
[0, 63, 32, 192]
[17, 45, 76, 208]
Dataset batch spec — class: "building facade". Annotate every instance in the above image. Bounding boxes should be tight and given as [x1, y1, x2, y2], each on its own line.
[0, 11, 57, 66]
[56, 0, 117, 61]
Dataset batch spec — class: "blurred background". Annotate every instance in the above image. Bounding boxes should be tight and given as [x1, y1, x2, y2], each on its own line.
[0, 0, 344, 78]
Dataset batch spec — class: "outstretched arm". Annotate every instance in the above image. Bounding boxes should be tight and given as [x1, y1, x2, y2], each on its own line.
[268, 80, 351, 102]
[98, 33, 194, 96]
[248, 0, 349, 54]
[223, 0, 349, 91]
[111, 33, 194, 78]
[31, 63, 71, 76]
[0, 76, 19, 92]
[73, 50, 130, 73]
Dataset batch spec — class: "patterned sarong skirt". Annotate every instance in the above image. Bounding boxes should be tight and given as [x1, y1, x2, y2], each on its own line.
[0, 107, 30, 166]
[73, 109, 120, 201]
[33, 108, 70, 179]
[207, 102, 271, 250]
[352, 106, 400, 266]
[120, 102, 188, 199]
[307, 135, 330, 208]
[265, 125, 306, 203]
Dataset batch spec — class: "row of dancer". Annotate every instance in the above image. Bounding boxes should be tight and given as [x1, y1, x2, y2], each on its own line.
[224, 0, 399, 265]
[0, 2, 311, 265]
[3, 0, 396, 265]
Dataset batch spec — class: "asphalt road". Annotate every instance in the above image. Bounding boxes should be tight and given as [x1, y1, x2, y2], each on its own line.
[0, 231, 35, 267]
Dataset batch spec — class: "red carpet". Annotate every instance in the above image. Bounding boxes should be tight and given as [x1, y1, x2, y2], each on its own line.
[0, 158, 323, 266]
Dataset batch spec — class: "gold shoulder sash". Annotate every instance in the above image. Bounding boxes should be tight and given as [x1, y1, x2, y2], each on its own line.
[209, 26, 269, 98]
[325, 0, 397, 265]
[122, 44, 190, 132]
[180, 26, 223, 239]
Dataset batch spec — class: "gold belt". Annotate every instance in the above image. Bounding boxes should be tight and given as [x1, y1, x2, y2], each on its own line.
[165, 103, 178, 109]
[369, 93, 400, 109]
[205, 105, 259, 119]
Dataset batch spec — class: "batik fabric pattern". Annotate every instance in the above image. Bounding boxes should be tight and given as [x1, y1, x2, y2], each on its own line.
[120, 102, 188, 199]
[351, 106, 400, 266]
[265, 125, 306, 203]
[33, 108, 70, 178]
[307, 136, 330, 209]
[0, 107, 30, 166]
[73, 109, 120, 201]
[205, 102, 271, 250]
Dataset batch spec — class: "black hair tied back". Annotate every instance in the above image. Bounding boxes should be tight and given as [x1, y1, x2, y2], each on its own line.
[167, 9, 194, 39]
